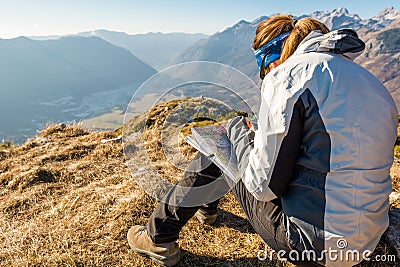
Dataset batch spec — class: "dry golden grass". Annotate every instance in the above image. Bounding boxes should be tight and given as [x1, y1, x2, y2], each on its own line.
[0, 100, 399, 266]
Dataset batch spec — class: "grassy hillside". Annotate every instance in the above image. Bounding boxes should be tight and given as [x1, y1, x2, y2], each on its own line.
[0, 99, 399, 266]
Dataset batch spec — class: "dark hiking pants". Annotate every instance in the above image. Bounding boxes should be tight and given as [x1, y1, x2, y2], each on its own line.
[146, 152, 321, 266]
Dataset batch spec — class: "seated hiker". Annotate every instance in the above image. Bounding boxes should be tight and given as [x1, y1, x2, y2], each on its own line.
[126, 14, 398, 266]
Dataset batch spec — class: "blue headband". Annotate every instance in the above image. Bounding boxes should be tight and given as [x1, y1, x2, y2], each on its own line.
[254, 31, 291, 70]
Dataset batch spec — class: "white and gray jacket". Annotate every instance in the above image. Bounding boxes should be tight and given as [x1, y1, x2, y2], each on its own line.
[227, 29, 398, 266]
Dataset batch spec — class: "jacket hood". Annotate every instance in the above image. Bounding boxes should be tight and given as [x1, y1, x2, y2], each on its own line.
[293, 29, 366, 60]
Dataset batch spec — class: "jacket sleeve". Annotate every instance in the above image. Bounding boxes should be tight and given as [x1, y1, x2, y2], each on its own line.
[227, 72, 305, 202]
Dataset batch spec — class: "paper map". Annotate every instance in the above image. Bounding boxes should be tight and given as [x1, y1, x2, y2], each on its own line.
[185, 125, 240, 182]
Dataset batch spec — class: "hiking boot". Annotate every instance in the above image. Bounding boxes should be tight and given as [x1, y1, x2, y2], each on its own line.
[195, 209, 217, 225]
[127, 225, 180, 266]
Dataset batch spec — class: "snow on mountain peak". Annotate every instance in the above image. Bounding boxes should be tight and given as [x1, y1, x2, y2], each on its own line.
[333, 7, 349, 15]
[306, 7, 361, 30]
[374, 6, 400, 20]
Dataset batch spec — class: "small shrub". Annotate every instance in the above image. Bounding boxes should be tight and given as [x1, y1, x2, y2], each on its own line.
[395, 145, 400, 159]
[0, 140, 13, 149]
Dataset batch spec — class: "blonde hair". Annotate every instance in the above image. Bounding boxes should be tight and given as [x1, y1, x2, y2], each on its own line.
[254, 14, 330, 63]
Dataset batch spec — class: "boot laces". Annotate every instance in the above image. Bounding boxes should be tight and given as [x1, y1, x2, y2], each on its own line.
[137, 228, 148, 236]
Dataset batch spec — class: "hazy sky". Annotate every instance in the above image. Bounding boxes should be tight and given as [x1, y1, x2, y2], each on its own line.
[0, 0, 398, 38]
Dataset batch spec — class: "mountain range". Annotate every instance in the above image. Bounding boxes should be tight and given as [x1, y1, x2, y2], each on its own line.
[0, 36, 156, 142]
[1, 6, 399, 143]
[74, 31, 208, 70]
[173, 7, 400, 90]
[31, 31, 208, 70]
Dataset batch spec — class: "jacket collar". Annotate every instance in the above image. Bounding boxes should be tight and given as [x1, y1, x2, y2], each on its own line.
[293, 29, 366, 61]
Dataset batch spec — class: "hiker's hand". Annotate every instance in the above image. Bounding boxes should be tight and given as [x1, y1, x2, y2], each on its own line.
[245, 117, 255, 131]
